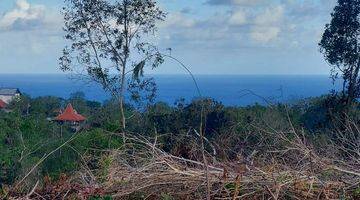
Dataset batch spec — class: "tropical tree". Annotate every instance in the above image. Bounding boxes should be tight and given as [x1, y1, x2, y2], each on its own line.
[60, 0, 166, 130]
[319, 0, 360, 108]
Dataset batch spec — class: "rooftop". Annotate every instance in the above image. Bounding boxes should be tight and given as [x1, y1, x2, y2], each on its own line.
[0, 99, 7, 109]
[0, 88, 21, 96]
[55, 104, 86, 122]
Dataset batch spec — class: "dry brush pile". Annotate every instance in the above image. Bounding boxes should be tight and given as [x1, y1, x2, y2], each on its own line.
[81, 121, 360, 200]
[5, 121, 360, 199]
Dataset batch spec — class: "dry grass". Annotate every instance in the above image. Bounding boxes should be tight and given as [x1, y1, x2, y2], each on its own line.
[81, 126, 360, 200]
[6, 121, 360, 199]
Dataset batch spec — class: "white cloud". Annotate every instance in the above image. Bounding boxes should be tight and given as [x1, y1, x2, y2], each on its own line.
[0, 0, 338, 74]
[158, 11, 237, 48]
[16, 0, 30, 10]
[0, 0, 46, 31]
[161, 13, 196, 28]
[159, 3, 286, 47]
[232, 0, 265, 6]
[0, 0, 63, 66]
[250, 26, 280, 43]
[229, 10, 247, 25]
[254, 5, 284, 25]
[160, 0, 331, 47]
[207, 0, 266, 6]
[249, 6, 284, 43]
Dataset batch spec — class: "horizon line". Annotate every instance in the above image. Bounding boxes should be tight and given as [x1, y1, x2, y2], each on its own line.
[0, 73, 331, 76]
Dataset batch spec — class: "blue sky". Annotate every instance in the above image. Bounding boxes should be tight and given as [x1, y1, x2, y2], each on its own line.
[0, 0, 337, 74]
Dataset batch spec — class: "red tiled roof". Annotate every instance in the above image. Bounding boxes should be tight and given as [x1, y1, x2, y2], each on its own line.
[55, 104, 86, 122]
[0, 99, 7, 109]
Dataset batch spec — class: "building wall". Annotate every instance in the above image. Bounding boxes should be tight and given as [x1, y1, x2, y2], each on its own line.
[0, 95, 15, 104]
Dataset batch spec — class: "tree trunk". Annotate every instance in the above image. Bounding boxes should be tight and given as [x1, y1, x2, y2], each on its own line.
[119, 0, 129, 132]
[346, 62, 360, 108]
[119, 67, 126, 130]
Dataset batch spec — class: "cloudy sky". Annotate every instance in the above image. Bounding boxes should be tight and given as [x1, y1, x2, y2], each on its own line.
[0, 0, 337, 74]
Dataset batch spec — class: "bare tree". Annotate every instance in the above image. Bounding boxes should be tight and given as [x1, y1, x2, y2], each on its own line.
[60, 0, 166, 130]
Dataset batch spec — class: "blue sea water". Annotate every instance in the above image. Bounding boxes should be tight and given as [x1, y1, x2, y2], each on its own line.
[0, 74, 341, 106]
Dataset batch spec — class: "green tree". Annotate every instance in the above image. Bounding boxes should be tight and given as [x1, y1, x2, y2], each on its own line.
[319, 0, 360, 108]
[60, 0, 166, 130]
[30, 96, 63, 117]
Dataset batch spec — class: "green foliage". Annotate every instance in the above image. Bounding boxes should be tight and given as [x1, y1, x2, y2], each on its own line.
[224, 182, 236, 191]
[60, 0, 166, 129]
[319, 0, 360, 106]
[354, 187, 360, 198]
[161, 193, 174, 200]
[0, 94, 125, 186]
[89, 195, 113, 200]
[30, 96, 63, 117]
[1, 92, 359, 191]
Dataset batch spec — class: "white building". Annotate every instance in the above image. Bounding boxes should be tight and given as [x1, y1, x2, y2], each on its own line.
[0, 88, 21, 104]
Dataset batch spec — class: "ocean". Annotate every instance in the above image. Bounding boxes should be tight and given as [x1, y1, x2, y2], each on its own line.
[0, 74, 341, 106]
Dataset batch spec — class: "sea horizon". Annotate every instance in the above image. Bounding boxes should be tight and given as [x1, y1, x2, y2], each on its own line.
[0, 74, 341, 106]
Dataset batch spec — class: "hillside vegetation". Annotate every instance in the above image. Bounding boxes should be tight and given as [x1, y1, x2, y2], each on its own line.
[0, 93, 359, 199]
[2, 0, 360, 198]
